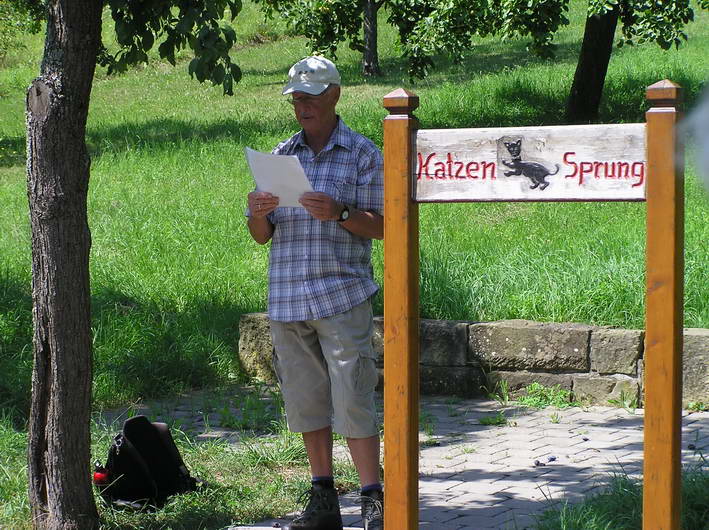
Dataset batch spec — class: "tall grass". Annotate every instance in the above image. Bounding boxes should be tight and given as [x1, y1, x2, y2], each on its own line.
[1, 1, 708, 526]
[1, 1, 708, 419]
[0, 412, 29, 525]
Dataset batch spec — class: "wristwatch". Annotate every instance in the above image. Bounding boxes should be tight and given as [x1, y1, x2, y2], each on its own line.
[337, 204, 350, 223]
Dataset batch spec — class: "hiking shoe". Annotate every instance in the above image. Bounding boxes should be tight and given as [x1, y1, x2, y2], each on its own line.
[360, 489, 383, 530]
[289, 484, 343, 530]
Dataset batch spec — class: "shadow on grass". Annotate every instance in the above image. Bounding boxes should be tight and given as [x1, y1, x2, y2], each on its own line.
[241, 37, 583, 86]
[0, 272, 33, 425]
[84, 112, 296, 160]
[347, 41, 582, 86]
[601, 69, 706, 123]
[0, 112, 295, 168]
[90, 285, 254, 411]
[0, 135, 26, 168]
[2, 45, 706, 168]
[0, 277, 254, 424]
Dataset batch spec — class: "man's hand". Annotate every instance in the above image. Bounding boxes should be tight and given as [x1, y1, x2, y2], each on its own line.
[299, 192, 341, 221]
[248, 191, 279, 218]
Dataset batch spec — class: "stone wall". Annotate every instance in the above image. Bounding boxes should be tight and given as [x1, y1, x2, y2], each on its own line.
[238, 314, 708, 407]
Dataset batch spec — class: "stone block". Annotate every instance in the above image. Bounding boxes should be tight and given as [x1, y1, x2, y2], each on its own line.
[590, 328, 643, 375]
[573, 375, 639, 406]
[421, 319, 470, 366]
[485, 371, 573, 397]
[421, 366, 486, 397]
[469, 320, 592, 371]
[683, 328, 709, 405]
[372, 317, 471, 366]
[238, 313, 276, 383]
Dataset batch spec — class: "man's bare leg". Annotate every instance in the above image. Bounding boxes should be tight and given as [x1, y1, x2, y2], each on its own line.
[346, 435, 380, 486]
[303, 426, 334, 477]
[293, 426, 343, 529]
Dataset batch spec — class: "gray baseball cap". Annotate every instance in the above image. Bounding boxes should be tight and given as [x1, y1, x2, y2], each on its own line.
[282, 56, 341, 96]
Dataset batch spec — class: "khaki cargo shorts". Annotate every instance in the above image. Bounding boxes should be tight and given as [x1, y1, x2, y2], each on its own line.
[269, 299, 379, 439]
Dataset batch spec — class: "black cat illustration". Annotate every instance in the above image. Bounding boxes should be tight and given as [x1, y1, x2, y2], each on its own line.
[502, 139, 559, 190]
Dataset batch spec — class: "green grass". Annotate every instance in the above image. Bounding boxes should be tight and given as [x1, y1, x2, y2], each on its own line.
[0, 411, 29, 525]
[533, 464, 709, 530]
[687, 402, 709, 413]
[1, 1, 709, 525]
[486, 379, 513, 407]
[479, 411, 509, 426]
[518, 382, 580, 409]
[0, 399, 359, 529]
[1, 1, 707, 419]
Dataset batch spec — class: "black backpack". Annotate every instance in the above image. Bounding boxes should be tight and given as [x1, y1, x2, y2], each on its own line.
[94, 415, 198, 509]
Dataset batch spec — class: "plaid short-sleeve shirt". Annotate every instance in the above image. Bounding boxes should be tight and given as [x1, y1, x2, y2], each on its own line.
[263, 118, 383, 322]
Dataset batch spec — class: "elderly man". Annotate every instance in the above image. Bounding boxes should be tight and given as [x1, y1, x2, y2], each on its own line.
[246, 56, 384, 530]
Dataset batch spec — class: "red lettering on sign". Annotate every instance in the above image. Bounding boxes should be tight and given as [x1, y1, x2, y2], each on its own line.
[594, 162, 605, 179]
[579, 162, 594, 186]
[563, 152, 579, 184]
[434, 161, 446, 179]
[617, 162, 630, 179]
[631, 162, 644, 187]
[417, 152, 436, 180]
[482, 161, 496, 180]
[563, 152, 645, 187]
[416, 152, 495, 181]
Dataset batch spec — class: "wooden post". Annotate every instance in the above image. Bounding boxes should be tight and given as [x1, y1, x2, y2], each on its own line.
[383, 88, 420, 530]
[643, 80, 684, 530]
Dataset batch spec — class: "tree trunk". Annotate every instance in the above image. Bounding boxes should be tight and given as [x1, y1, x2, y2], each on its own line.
[26, 1, 101, 528]
[362, 0, 381, 76]
[565, 7, 620, 123]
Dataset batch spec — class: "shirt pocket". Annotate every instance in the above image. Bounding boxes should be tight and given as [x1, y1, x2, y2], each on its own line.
[337, 170, 359, 206]
[313, 177, 344, 203]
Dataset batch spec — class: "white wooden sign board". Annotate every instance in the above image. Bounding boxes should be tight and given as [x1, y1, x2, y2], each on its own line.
[414, 123, 646, 202]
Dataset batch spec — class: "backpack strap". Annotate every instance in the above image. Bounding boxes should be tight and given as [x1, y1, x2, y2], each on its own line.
[102, 431, 158, 505]
[153, 421, 197, 492]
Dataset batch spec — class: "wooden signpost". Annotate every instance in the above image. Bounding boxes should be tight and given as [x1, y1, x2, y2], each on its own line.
[382, 80, 683, 530]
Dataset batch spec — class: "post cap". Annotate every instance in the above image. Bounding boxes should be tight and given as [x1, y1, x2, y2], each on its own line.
[383, 88, 419, 115]
[646, 80, 682, 107]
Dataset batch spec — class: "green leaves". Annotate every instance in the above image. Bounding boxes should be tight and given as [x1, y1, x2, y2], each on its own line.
[97, 0, 704, 94]
[388, 0, 569, 79]
[255, 0, 364, 60]
[0, 1, 43, 60]
[103, 0, 243, 95]
[617, 0, 695, 50]
[497, 0, 569, 57]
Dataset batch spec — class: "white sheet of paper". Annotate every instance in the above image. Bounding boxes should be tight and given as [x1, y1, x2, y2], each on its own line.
[245, 147, 313, 207]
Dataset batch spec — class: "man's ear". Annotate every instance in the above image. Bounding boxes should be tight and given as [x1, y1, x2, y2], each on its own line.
[331, 84, 341, 104]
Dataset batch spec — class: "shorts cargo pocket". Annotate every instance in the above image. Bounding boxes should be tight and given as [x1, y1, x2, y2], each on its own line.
[271, 350, 284, 386]
[354, 354, 378, 395]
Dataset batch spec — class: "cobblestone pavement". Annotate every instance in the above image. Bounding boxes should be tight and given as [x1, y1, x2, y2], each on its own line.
[104, 390, 709, 530]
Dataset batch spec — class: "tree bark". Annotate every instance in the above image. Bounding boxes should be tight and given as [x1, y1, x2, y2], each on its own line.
[565, 7, 620, 123]
[26, 1, 102, 528]
[362, 0, 381, 76]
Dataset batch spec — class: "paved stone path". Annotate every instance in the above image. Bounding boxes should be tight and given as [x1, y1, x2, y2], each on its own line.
[104, 390, 708, 529]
